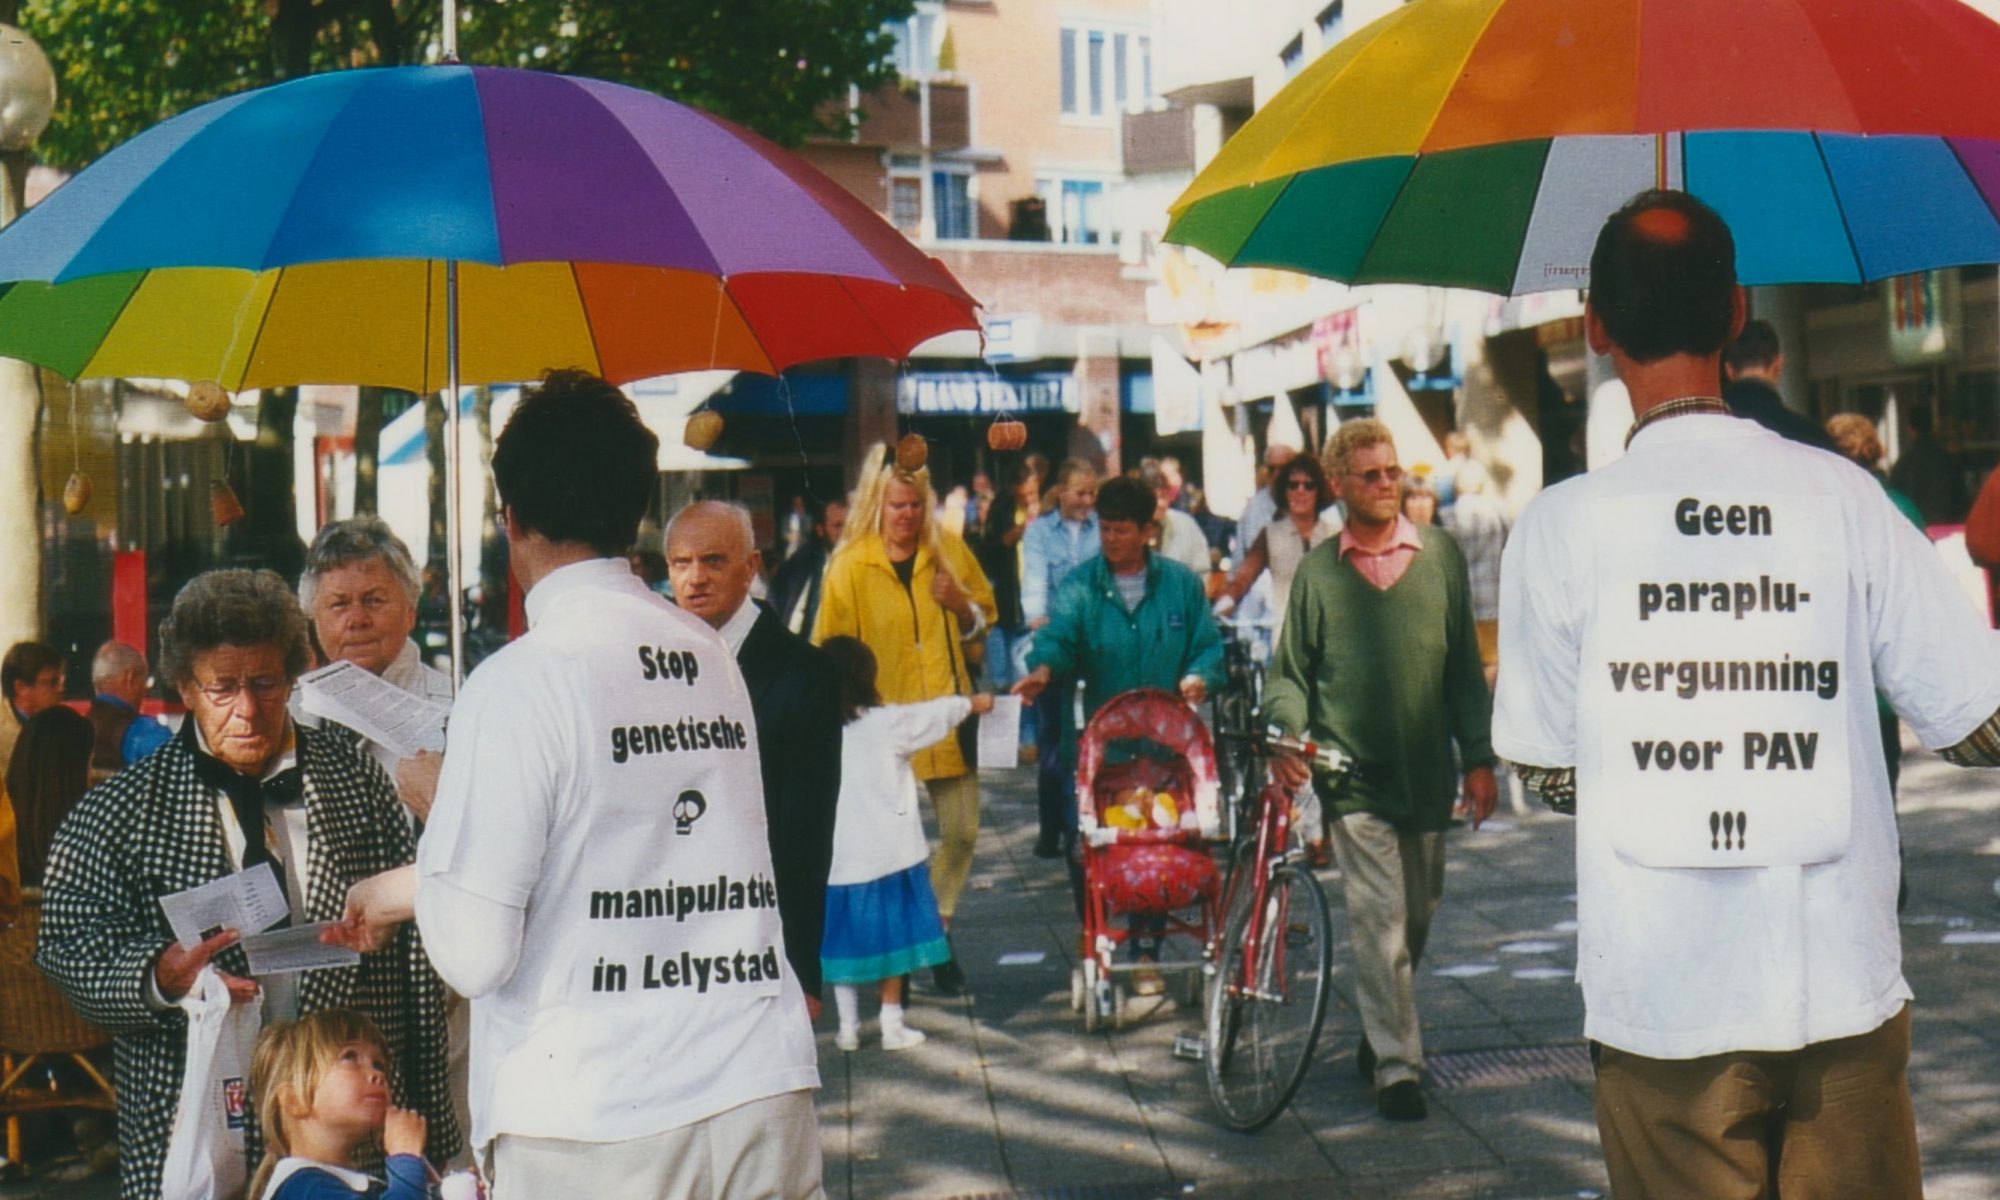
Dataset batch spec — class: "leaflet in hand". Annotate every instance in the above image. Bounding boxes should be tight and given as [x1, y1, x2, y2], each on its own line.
[298, 659, 449, 759]
[240, 922, 361, 975]
[159, 862, 290, 949]
[977, 695, 1024, 770]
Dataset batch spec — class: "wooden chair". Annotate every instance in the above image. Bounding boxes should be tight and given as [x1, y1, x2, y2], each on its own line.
[0, 888, 116, 1174]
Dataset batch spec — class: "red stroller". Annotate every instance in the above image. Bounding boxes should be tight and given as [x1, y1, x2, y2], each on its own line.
[1067, 689, 1224, 1030]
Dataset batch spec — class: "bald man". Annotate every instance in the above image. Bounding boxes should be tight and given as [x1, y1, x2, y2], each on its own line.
[667, 502, 841, 1014]
[87, 641, 170, 780]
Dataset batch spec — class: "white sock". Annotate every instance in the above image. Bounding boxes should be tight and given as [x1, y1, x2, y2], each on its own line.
[834, 986, 861, 1034]
[880, 1001, 906, 1032]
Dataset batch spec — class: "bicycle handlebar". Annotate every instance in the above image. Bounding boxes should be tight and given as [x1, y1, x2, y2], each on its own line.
[1214, 726, 1359, 780]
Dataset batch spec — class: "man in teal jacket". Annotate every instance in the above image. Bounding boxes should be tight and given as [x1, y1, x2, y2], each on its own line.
[1015, 476, 1225, 982]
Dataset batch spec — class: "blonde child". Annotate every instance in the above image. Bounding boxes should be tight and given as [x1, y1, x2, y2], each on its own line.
[248, 1010, 434, 1200]
[819, 636, 993, 1051]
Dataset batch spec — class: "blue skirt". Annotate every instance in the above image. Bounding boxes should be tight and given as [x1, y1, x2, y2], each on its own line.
[821, 863, 951, 985]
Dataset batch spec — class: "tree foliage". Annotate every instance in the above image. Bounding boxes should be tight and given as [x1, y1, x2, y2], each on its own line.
[21, 0, 915, 169]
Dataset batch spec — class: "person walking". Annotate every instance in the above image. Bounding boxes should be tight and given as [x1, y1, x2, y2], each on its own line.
[818, 635, 990, 1052]
[1020, 461, 1101, 858]
[1013, 475, 1225, 987]
[1264, 418, 1497, 1123]
[813, 444, 997, 997]
[1496, 190, 2000, 1199]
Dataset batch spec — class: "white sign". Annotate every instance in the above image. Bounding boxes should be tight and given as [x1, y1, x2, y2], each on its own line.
[1585, 493, 1851, 868]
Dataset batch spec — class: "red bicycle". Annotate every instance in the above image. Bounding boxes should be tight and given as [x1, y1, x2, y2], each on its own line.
[1201, 728, 1351, 1132]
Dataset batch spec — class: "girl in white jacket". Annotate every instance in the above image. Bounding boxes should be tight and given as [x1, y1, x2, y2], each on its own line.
[819, 636, 992, 1051]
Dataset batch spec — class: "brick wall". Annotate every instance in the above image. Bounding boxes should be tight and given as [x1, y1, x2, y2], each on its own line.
[932, 245, 1146, 327]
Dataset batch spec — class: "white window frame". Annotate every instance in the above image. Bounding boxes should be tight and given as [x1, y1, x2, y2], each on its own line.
[1058, 19, 1155, 124]
[1035, 173, 1117, 247]
[890, 3, 946, 82]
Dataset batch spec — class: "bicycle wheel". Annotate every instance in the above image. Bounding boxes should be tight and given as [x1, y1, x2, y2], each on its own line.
[1204, 863, 1333, 1132]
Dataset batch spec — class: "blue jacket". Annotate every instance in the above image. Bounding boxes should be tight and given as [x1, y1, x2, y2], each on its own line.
[1026, 553, 1226, 764]
[1020, 510, 1100, 624]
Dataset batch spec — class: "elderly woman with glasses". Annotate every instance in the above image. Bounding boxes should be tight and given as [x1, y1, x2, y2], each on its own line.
[35, 569, 458, 1200]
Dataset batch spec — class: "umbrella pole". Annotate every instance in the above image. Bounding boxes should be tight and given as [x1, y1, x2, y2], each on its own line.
[446, 258, 465, 692]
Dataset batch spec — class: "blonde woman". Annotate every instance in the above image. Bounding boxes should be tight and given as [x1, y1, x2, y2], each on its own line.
[814, 444, 997, 995]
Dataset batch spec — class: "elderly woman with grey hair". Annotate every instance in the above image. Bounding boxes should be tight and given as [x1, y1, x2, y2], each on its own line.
[295, 516, 454, 823]
[35, 569, 458, 1199]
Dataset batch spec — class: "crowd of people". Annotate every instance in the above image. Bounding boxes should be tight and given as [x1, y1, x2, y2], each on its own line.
[2, 195, 1999, 1200]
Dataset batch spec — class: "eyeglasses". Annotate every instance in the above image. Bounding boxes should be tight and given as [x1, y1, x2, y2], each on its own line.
[1284, 478, 1319, 492]
[191, 676, 292, 706]
[1347, 466, 1405, 486]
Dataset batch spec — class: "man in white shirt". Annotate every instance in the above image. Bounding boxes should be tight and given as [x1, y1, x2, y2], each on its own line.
[414, 372, 822, 1199]
[1496, 191, 2000, 1199]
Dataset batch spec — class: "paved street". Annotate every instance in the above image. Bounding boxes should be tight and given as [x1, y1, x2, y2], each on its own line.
[9, 735, 2000, 1199]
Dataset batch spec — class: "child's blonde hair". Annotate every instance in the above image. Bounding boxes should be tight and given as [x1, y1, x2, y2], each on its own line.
[247, 1009, 394, 1198]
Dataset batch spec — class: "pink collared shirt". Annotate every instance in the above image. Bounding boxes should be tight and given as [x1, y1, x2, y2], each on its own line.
[1339, 515, 1424, 590]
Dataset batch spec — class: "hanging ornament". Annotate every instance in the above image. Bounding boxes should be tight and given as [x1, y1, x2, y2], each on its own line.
[986, 416, 1026, 452]
[185, 380, 233, 422]
[895, 433, 928, 472]
[209, 479, 245, 526]
[683, 409, 723, 451]
[62, 471, 92, 515]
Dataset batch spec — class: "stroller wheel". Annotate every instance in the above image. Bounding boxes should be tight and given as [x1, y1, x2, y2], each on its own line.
[1070, 966, 1086, 1014]
[1082, 959, 1103, 1032]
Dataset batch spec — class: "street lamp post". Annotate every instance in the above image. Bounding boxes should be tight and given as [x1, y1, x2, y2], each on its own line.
[0, 21, 54, 648]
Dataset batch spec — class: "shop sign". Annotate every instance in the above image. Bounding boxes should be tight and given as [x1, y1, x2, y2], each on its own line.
[898, 371, 1077, 415]
[1885, 270, 1959, 366]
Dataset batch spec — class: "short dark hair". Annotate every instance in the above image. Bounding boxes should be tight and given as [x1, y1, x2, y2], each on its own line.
[819, 636, 881, 724]
[1588, 190, 1738, 364]
[1722, 319, 1780, 374]
[8, 705, 93, 886]
[1095, 476, 1157, 527]
[3, 641, 64, 700]
[158, 569, 313, 688]
[1269, 452, 1334, 510]
[492, 370, 659, 556]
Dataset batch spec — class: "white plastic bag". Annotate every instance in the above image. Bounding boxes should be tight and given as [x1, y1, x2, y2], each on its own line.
[159, 965, 262, 1200]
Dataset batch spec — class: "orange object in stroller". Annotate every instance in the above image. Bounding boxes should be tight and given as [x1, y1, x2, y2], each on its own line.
[1067, 689, 1223, 1030]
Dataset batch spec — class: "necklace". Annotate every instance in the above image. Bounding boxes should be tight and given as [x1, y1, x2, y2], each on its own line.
[1625, 395, 1732, 448]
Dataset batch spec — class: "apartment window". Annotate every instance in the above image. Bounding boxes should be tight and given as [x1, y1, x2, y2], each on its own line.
[1060, 22, 1154, 117]
[891, 3, 944, 80]
[1317, 1, 1345, 41]
[1038, 177, 1107, 245]
[933, 171, 974, 239]
[889, 177, 922, 233]
[1281, 34, 1306, 79]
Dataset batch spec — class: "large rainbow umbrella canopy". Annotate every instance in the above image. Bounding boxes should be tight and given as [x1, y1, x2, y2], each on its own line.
[1167, 0, 2000, 294]
[0, 65, 979, 390]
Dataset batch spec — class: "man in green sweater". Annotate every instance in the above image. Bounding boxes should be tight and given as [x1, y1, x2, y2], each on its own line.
[1266, 418, 1497, 1123]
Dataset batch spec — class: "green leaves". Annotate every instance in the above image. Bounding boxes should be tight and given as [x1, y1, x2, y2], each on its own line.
[20, 0, 917, 168]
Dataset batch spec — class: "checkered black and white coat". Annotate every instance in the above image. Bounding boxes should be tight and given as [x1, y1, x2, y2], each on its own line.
[34, 725, 460, 1200]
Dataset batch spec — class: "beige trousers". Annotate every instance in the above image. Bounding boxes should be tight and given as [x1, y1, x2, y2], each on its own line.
[1594, 1006, 1921, 1200]
[1328, 810, 1446, 1090]
[490, 1090, 826, 1200]
[925, 772, 981, 921]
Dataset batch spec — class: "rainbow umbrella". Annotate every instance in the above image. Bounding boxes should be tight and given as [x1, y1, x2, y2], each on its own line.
[0, 62, 979, 677]
[0, 64, 977, 387]
[1167, 0, 2000, 294]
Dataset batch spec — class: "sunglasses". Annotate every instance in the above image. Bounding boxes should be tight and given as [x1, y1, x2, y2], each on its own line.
[1284, 478, 1319, 491]
[1347, 466, 1405, 486]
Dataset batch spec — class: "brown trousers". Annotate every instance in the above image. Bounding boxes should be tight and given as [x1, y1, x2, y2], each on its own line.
[1593, 1005, 1921, 1200]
